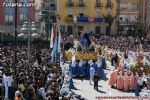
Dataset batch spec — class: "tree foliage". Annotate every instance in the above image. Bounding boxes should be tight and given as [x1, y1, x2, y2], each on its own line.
[102, 14, 117, 35]
[131, 16, 150, 41]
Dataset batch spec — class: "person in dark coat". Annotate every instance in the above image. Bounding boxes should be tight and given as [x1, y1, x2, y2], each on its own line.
[93, 72, 99, 91]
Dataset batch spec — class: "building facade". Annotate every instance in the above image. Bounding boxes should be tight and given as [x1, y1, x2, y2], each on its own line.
[116, 0, 146, 35]
[0, 0, 35, 31]
[36, 0, 56, 37]
[146, 0, 150, 25]
[57, 0, 117, 36]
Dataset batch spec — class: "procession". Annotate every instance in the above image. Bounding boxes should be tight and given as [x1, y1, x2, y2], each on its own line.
[0, 34, 150, 100]
[1, 0, 150, 100]
[64, 33, 150, 99]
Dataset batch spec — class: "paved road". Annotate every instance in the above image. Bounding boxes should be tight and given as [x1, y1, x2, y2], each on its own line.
[70, 61, 137, 100]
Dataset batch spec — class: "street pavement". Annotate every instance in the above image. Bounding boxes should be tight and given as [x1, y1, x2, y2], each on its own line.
[69, 61, 139, 100]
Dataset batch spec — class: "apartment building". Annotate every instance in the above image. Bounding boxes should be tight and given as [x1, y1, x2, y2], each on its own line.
[116, 0, 146, 35]
[0, 0, 35, 33]
[57, 0, 117, 36]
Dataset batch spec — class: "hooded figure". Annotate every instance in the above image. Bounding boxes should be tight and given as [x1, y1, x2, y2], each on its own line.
[78, 60, 85, 77]
[101, 55, 106, 69]
[70, 61, 77, 77]
[89, 66, 95, 85]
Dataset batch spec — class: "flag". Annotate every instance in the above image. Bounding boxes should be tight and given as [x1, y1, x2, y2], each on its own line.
[50, 24, 56, 48]
[44, 23, 51, 41]
[51, 31, 58, 61]
[53, 24, 56, 45]
[47, 23, 51, 41]
[50, 26, 54, 48]
[57, 30, 61, 53]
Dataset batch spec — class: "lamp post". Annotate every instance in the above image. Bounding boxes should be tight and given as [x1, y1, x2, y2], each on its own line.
[73, 16, 77, 38]
[14, 0, 17, 73]
[126, 19, 128, 35]
[18, 21, 38, 76]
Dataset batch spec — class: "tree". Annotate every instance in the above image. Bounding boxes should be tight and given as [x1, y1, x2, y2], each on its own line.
[102, 14, 117, 35]
[131, 16, 150, 42]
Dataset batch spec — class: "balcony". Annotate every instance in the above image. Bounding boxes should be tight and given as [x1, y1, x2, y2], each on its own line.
[66, 2, 74, 7]
[77, 15, 88, 22]
[5, 21, 13, 25]
[78, 2, 85, 7]
[94, 18, 103, 22]
[95, 3, 103, 8]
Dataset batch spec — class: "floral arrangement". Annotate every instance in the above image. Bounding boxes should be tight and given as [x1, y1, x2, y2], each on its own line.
[129, 57, 150, 75]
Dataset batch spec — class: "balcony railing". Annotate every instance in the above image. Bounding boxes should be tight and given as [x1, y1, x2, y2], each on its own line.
[95, 3, 103, 8]
[78, 2, 85, 7]
[66, 2, 74, 7]
[5, 21, 13, 25]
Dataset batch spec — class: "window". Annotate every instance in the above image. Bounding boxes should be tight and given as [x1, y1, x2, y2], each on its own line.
[130, 3, 139, 9]
[120, 3, 128, 9]
[131, 15, 138, 21]
[119, 17, 123, 22]
[95, 26, 101, 34]
[68, 0, 72, 3]
[20, 14, 28, 22]
[79, 8, 83, 15]
[119, 15, 127, 22]
[5, 0, 13, 2]
[60, 25, 66, 33]
[5, 14, 13, 25]
[96, 0, 100, 4]
[96, 10, 101, 17]
[125, 17, 128, 22]
[67, 26, 73, 35]
[106, 9, 111, 16]
[68, 8, 73, 16]
[5, 15, 13, 22]
[79, 0, 84, 4]
[20, 0, 28, 2]
[79, 0, 84, 7]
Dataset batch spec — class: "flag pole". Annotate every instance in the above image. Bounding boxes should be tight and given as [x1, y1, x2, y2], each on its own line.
[55, 24, 58, 63]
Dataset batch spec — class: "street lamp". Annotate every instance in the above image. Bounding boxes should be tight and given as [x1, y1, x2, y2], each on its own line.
[73, 16, 77, 37]
[18, 21, 38, 76]
[126, 19, 128, 35]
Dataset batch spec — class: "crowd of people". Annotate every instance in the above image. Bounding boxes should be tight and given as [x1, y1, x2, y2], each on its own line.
[65, 33, 150, 98]
[0, 43, 84, 100]
[0, 33, 150, 99]
[96, 36, 150, 52]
